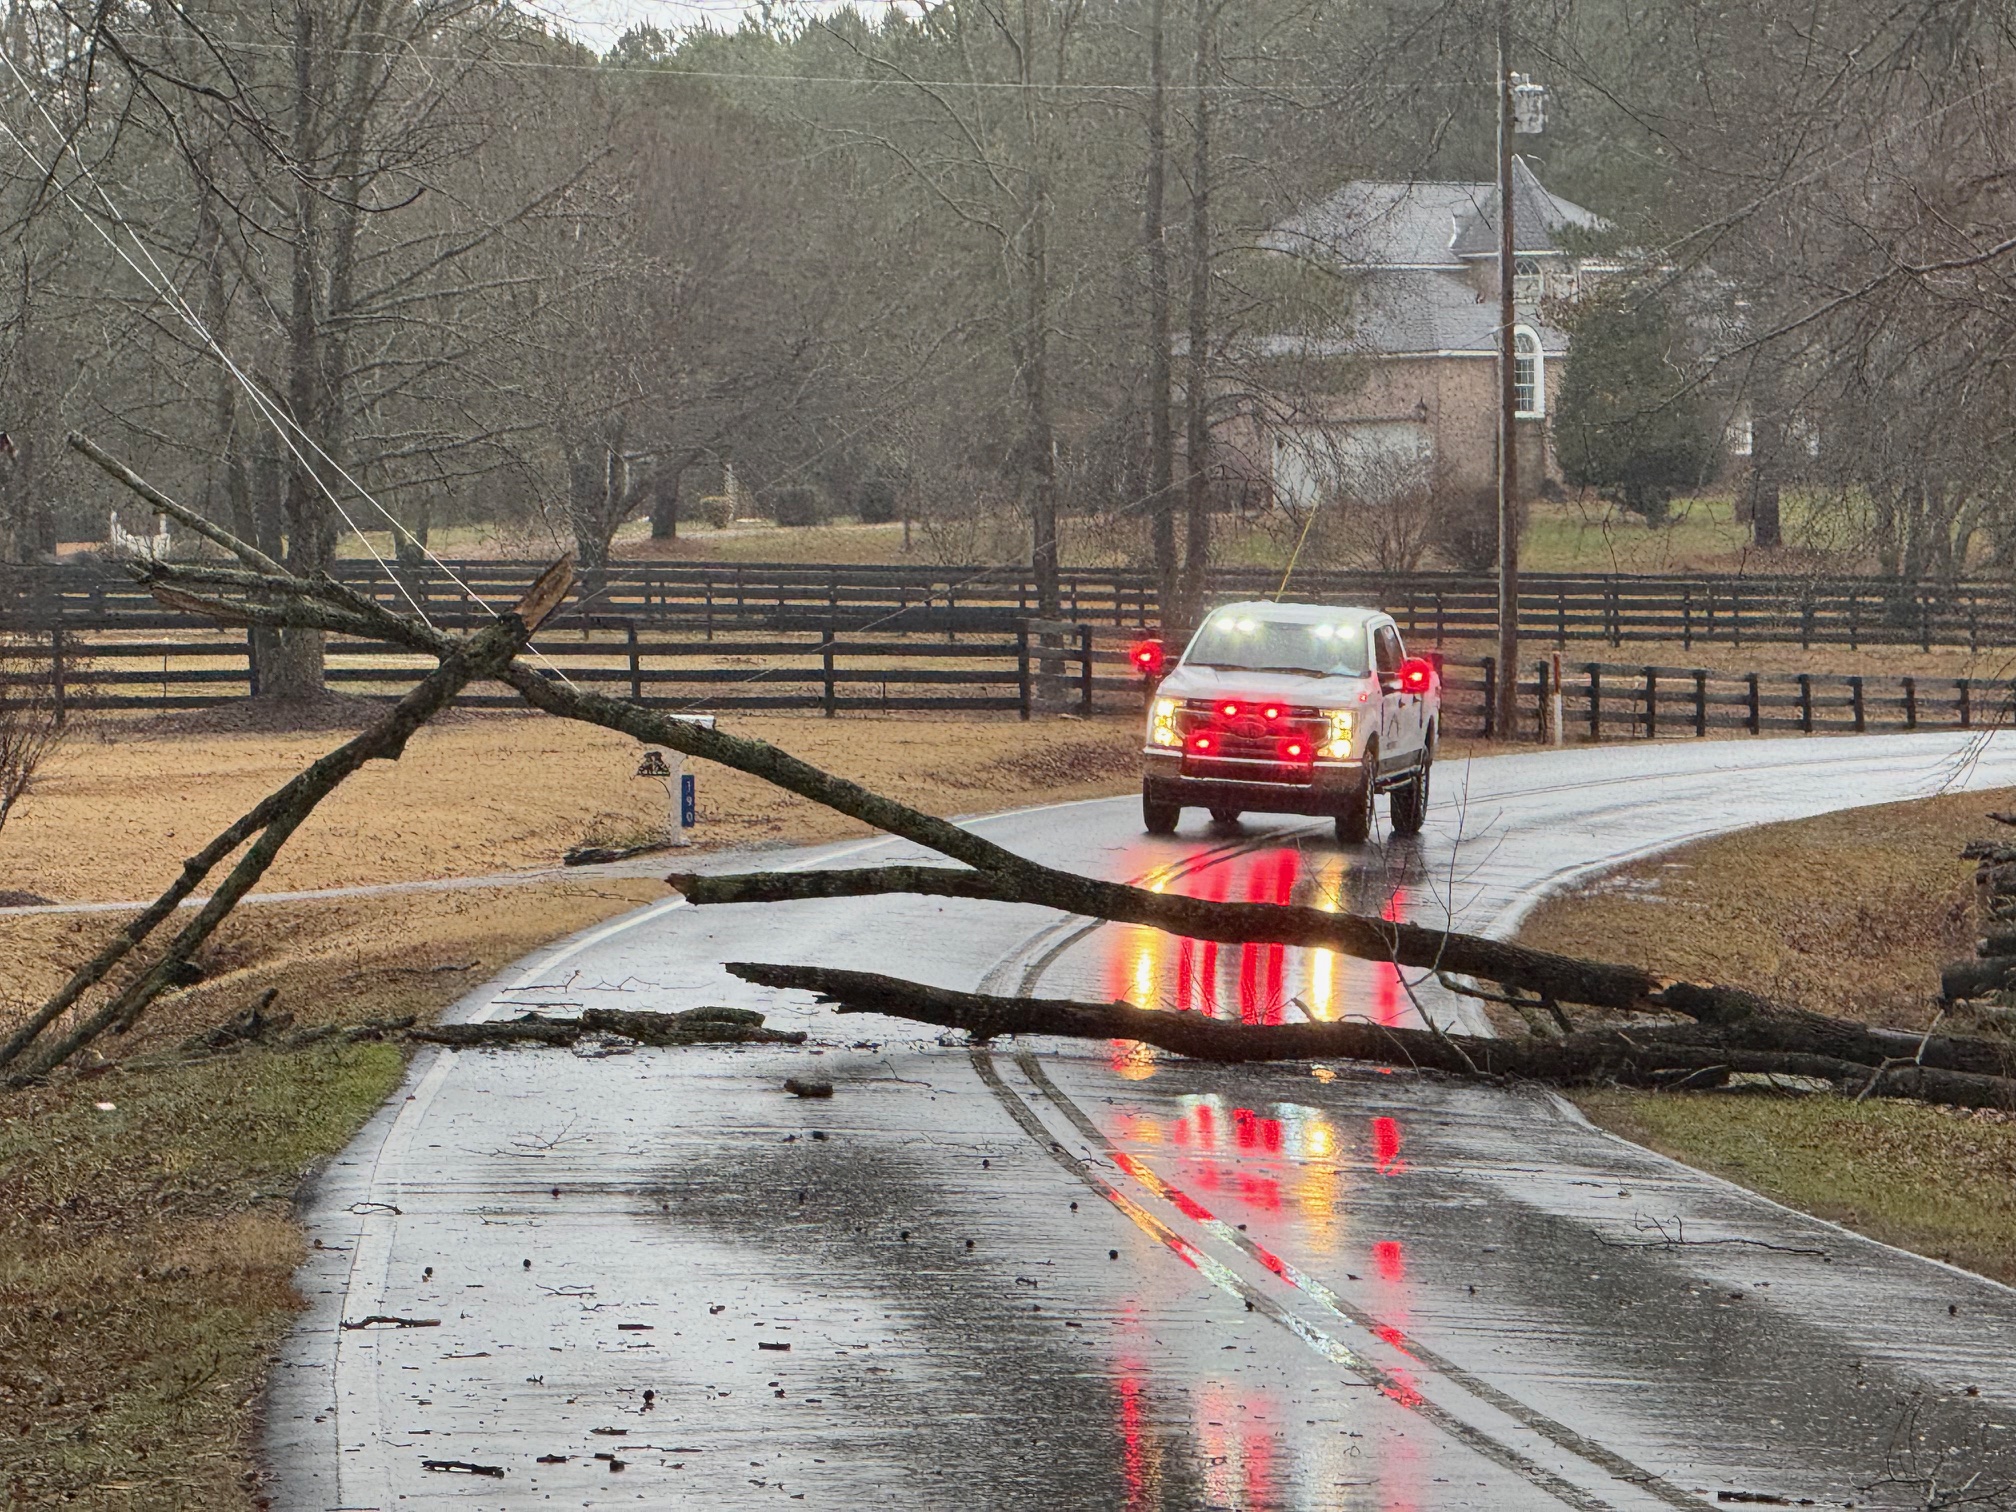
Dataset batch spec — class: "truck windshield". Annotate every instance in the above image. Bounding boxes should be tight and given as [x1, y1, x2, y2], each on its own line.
[1182, 614, 1372, 678]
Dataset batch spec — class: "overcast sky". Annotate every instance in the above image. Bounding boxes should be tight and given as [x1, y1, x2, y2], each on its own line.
[541, 0, 877, 54]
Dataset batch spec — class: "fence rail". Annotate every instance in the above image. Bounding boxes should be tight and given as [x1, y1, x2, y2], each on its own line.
[12, 559, 2016, 650]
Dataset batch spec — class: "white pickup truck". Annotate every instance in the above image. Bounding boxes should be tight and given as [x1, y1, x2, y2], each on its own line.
[1139, 601, 1439, 843]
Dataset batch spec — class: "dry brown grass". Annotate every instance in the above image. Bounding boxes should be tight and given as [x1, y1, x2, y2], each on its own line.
[10, 707, 1141, 904]
[1522, 787, 2016, 1285]
[1519, 787, 2006, 1028]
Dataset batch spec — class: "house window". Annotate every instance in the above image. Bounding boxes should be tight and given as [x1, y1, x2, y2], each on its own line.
[1513, 326, 1544, 418]
[1513, 257, 1543, 305]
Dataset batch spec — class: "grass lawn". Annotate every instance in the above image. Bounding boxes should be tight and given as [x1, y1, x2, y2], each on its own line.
[1519, 786, 2016, 1283]
[0, 706, 1143, 1509]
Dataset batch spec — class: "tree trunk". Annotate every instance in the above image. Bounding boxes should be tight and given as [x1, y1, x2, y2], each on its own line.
[1175, 0, 1214, 638]
[1019, 0, 1061, 616]
[268, 0, 333, 702]
[1143, 0, 1178, 627]
[650, 466, 682, 540]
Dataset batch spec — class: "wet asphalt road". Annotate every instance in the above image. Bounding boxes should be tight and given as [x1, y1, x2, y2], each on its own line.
[269, 735, 2016, 1511]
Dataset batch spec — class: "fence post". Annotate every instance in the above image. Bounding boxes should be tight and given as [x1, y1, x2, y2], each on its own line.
[1556, 592, 1566, 649]
[1694, 670, 1707, 737]
[50, 625, 67, 727]
[705, 584, 715, 642]
[1747, 673, 1760, 735]
[1848, 591, 1859, 651]
[1732, 590, 1742, 647]
[1435, 592, 1445, 645]
[1535, 658, 1550, 744]
[1799, 673, 1813, 733]
[1017, 625, 1032, 721]
[1683, 589, 1693, 651]
[628, 622, 641, 702]
[1078, 624, 1094, 715]
[1551, 650, 1564, 745]
[1801, 599, 1813, 650]
[822, 623, 837, 717]
[1904, 675, 1918, 730]
[1961, 678, 1972, 729]
[1921, 598, 1932, 653]
[1850, 674, 1864, 732]
[1482, 656, 1497, 740]
[1588, 663, 1601, 740]
[1644, 668, 1657, 738]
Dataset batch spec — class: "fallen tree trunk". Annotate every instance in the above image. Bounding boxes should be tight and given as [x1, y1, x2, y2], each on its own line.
[409, 1006, 805, 1049]
[666, 864, 1782, 1029]
[726, 963, 2016, 1110]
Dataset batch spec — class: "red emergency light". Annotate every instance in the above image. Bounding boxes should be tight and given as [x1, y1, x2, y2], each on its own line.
[1131, 639, 1165, 678]
[1398, 656, 1434, 694]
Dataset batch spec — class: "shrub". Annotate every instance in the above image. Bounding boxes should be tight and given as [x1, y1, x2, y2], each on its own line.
[1553, 294, 1718, 525]
[853, 474, 899, 525]
[1431, 486, 1525, 572]
[698, 495, 735, 529]
[773, 486, 827, 527]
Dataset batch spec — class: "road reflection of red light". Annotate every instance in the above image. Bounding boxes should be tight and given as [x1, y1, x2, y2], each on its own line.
[1117, 1367, 1148, 1509]
[1231, 1106, 1283, 1152]
[1371, 1115, 1403, 1173]
[1373, 1239, 1406, 1283]
[1238, 1172, 1281, 1211]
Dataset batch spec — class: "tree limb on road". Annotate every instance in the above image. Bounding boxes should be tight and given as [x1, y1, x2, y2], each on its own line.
[724, 963, 2016, 1110]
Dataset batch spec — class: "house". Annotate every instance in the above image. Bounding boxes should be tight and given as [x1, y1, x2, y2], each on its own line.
[1249, 157, 1610, 508]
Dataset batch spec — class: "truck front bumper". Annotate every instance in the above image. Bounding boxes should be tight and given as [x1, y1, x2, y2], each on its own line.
[1141, 749, 1365, 816]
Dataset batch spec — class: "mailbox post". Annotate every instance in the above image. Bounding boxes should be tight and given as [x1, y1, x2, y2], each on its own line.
[636, 746, 694, 847]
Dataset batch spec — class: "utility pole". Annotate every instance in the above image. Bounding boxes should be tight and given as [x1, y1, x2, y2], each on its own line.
[1493, 0, 1519, 740]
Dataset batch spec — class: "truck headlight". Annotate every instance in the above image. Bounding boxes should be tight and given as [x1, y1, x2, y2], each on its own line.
[1150, 698, 1180, 747]
[1320, 709, 1354, 759]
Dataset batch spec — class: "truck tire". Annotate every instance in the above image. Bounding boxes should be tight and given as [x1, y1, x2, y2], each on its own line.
[1143, 788, 1180, 835]
[1389, 752, 1430, 837]
[1209, 807, 1241, 825]
[1335, 752, 1376, 845]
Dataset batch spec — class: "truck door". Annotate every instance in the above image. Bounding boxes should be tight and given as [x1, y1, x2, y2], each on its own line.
[1373, 623, 1420, 767]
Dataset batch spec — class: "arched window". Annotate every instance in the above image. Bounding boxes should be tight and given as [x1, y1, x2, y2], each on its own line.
[1512, 257, 1543, 304]
[1513, 326, 1544, 417]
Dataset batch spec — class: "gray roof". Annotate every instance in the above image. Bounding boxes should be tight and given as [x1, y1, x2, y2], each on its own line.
[1255, 272, 1569, 359]
[1258, 157, 1598, 359]
[1270, 157, 1603, 267]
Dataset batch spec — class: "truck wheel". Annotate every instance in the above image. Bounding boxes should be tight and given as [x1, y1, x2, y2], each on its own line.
[1143, 789, 1180, 835]
[1209, 807, 1241, 825]
[1335, 757, 1376, 845]
[1390, 754, 1430, 837]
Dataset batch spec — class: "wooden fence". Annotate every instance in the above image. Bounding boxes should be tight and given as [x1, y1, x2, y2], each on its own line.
[21, 592, 2014, 751]
[1451, 658, 2016, 743]
[15, 559, 2016, 650]
[22, 616, 1138, 718]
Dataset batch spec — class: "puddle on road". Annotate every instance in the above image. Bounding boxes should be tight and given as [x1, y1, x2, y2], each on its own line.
[1090, 836, 1434, 1037]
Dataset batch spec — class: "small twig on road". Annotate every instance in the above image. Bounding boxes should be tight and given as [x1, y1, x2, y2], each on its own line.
[1595, 1215, 1830, 1258]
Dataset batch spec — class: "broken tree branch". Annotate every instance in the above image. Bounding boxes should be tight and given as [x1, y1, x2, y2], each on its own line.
[725, 963, 2016, 1110]
[2, 561, 571, 1084]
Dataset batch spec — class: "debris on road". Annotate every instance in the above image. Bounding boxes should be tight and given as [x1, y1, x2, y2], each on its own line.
[783, 1076, 834, 1098]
